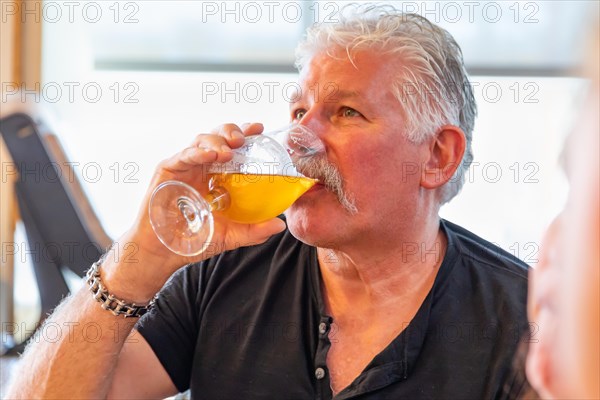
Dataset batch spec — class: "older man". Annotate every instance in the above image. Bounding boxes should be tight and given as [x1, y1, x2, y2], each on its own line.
[7, 5, 529, 399]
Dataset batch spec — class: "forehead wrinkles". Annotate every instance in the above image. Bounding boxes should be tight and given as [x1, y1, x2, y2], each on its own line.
[297, 51, 398, 107]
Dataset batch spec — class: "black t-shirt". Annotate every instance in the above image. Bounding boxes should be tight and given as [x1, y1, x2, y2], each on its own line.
[136, 219, 529, 399]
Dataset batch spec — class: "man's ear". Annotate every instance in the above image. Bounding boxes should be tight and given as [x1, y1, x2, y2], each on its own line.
[421, 125, 466, 189]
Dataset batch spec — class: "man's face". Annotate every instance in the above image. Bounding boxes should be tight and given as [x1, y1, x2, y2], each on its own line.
[284, 49, 433, 249]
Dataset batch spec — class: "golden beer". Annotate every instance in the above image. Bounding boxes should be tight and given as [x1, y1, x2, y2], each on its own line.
[208, 173, 317, 223]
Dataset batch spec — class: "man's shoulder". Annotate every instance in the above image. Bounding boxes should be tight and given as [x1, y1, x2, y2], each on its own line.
[442, 219, 529, 281]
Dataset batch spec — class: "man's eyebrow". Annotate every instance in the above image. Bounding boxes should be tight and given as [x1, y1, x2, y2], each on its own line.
[329, 89, 360, 100]
[288, 89, 361, 106]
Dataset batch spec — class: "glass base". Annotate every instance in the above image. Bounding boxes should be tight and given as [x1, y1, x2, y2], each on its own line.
[149, 180, 214, 256]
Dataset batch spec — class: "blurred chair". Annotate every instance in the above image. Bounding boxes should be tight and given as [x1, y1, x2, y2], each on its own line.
[0, 112, 112, 355]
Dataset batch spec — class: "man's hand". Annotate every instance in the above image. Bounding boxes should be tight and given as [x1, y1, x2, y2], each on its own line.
[101, 122, 287, 302]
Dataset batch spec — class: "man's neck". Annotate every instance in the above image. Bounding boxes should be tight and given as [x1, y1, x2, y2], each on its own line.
[317, 217, 447, 316]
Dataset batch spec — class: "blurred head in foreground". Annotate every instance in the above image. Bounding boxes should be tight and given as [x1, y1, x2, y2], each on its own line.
[526, 21, 600, 399]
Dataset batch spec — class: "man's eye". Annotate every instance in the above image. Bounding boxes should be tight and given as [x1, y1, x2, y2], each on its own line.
[293, 109, 306, 120]
[342, 107, 361, 117]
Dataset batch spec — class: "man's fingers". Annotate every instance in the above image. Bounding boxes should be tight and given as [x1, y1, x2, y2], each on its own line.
[212, 123, 247, 147]
[217, 124, 246, 147]
[240, 122, 264, 136]
[189, 122, 264, 152]
[191, 132, 232, 150]
[158, 121, 266, 177]
[160, 145, 228, 173]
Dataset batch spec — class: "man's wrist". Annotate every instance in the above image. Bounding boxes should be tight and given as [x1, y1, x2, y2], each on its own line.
[97, 239, 171, 303]
[86, 261, 157, 318]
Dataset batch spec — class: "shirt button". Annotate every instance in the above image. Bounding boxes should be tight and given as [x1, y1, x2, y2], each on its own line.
[318, 322, 328, 335]
[315, 367, 326, 380]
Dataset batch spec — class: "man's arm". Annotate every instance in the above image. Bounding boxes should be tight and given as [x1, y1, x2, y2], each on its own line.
[108, 330, 178, 399]
[4, 122, 286, 398]
[4, 242, 177, 399]
[5, 301, 178, 399]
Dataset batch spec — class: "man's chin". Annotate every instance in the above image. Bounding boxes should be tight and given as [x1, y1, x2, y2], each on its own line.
[284, 205, 324, 245]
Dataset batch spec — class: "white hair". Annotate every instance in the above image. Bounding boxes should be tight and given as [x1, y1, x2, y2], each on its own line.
[295, 4, 477, 204]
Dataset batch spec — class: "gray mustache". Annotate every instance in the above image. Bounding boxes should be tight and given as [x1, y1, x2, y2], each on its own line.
[295, 155, 358, 214]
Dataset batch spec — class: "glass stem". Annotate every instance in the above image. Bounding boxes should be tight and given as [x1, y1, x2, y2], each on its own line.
[205, 187, 230, 212]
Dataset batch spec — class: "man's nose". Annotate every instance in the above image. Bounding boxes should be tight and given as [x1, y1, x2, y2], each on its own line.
[296, 108, 328, 141]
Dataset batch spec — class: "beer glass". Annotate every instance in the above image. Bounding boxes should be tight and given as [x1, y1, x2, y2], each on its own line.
[148, 125, 322, 256]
